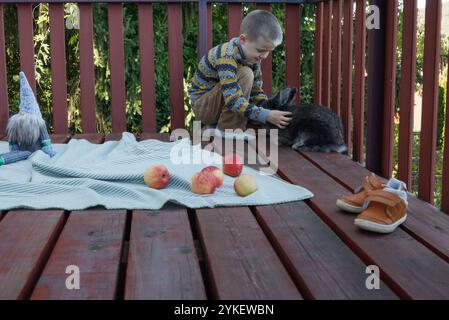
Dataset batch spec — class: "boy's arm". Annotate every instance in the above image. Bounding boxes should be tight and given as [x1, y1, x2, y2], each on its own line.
[249, 63, 269, 107]
[216, 57, 269, 123]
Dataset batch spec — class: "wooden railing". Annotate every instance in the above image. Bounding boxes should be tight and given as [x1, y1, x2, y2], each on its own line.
[0, 0, 447, 212]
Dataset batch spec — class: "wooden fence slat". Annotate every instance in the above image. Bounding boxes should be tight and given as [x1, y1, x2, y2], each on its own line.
[79, 3, 96, 134]
[353, 0, 366, 163]
[272, 147, 449, 299]
[321, 0, 332, 106]
[314, 2, 323, 104]
[0, 211, 65, 299]
[331, 0, 342, 114]
[381, 0, 398, 179]
[227, 3, 242, 40]
[49, 3, 68, 135]
[17, 3, 36, 94]
[298, 150, 449, 265]
[285, 3, 301, 104]
[31, 210, 126, 300]
[419, 0, 442, 204]
[254, 202, 397, 299]
[398, 0, 417, 190]
[125, 208, 206, 299]
[196, 206, 303, 300]
[167, 4, 184, 130]
[108, 3, 126, 133]
[342, 0, 354, 155]
[0, 4, 8, 135]
[255, 3, 273, 97]
[138, 4, 157, 133]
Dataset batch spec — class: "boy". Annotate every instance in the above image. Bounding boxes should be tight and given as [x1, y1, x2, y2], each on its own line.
[188, 9, 292, 134]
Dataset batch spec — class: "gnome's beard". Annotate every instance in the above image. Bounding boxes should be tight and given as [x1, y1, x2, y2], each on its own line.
[7, 112, 46, 146]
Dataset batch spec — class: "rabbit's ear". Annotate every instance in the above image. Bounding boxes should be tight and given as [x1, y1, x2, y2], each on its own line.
[265, 91, 282, 110]
[279, 87, 297, 106]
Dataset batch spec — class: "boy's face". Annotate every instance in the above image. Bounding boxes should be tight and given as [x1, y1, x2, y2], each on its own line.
[238, 34, 277, 64]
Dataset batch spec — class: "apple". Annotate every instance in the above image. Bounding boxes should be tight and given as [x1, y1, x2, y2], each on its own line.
[191, 171, 216, 194]
[234, 174, 258, 197]
[223, 153, 243, 177]
[144, 164, 170, 189]
[201, 166, 224, 188]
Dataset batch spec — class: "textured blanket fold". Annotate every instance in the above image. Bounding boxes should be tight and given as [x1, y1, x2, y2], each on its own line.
[0, 132, 313, 210]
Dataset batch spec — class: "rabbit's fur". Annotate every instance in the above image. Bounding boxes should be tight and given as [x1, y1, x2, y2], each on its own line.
[264, 87, 348, 154]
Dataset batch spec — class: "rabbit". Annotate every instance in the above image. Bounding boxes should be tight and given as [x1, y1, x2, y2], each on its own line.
[264, 87, 348, 154]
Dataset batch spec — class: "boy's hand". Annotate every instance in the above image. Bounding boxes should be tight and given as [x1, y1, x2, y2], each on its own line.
[267, 110, 293, 129]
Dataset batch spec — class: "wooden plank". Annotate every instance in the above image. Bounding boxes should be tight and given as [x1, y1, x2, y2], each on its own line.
[78, 3, 97, 133]
[314, 2, 323, 104]
[342, 0, 354, 155]
[331, 0, 342, 114]
[195, 206, 302, 300]
[254, 202, 397, 299]
[49, 3, 68, 135]
[17, 3, 36, 94]
[0, 3, 8, 135]
[272, 147, 449, 299]
[256, 3, 272, 97]
[72, 133, 105, 144]
[398, 0, 418, 189]
[138, 132, 171, 142]
[227, 3, 242, 40]
[285, 4, 301, 104]
[108, 3, 127, 133]
[104, 132, 131, 142]
[321, 0, 332, 106]
[419, 0, 442, 204]
[167, 4, 184, 130]
[125, 207, 206, 299]
[299, 150, 449, 265]
[50, 134, 71, 144]
[138, 3, 157, 133]
[31, 210, 126, 300]
[0, 210, 65, 299]
[353, 0, 366, 163]
[381, 0, 398, 178]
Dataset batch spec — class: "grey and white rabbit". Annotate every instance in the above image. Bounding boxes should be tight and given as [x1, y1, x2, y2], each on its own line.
[264, 87, 348, 154]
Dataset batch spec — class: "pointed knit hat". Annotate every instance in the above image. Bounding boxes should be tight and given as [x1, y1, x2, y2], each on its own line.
[19, 71, 42, 117]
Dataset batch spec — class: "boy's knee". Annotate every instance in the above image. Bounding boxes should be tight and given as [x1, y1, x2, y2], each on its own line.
[237, 66, 254, 90]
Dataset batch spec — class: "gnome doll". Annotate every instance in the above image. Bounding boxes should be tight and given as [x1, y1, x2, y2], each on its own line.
[0, 71, 56, 167]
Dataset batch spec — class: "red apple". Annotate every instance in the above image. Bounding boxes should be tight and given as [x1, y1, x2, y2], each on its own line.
[201, 166, 224, 188]
[234, 174, 258, 197]
[144, 164, 170, 189]
[191, 171, 216, 194]
[223, 153, 243, 177]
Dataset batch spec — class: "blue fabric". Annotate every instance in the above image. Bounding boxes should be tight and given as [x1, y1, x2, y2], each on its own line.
[19, 71, 42, 116]
[0, 132, 314, 210]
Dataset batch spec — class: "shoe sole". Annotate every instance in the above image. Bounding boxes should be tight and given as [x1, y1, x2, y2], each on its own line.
[354, 214, 407, 234]
[336, 199, 364, 213]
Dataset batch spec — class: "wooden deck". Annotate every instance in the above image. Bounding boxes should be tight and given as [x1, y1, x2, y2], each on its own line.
[0, 133, 449, 300]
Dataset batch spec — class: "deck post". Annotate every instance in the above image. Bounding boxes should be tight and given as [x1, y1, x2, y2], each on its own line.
[366, 0, 387, 174]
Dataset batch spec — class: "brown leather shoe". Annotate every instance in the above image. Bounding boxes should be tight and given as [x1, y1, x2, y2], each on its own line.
[354, 189, 408, 233]
[336, 173, 386, 213]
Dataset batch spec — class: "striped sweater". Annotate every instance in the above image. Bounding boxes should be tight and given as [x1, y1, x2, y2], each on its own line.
[189, 37, 269, 123]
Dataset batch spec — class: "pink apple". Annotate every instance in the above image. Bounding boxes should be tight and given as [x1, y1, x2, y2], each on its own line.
[191, 171, 216, 194]
[201, 166, 224, 188]
[234, 174, 258, 197]
[144, 164, 170, 189]
[223, 153, 243, 177]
